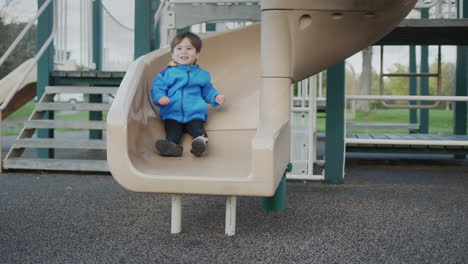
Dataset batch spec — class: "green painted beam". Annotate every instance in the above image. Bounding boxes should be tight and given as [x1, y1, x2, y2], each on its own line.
[324, 62, 345, 184]
[89, 94, 103, 139]
[455, 46, 467, 136]
[134, 0, 154, 59]
[262, 175, 286, 211]
[409, 46, 418, 127]
[177, 27, 191, 33]
[454, 0, 468, 159]
[90, 0, 103, 140]
[419, 8, 429, 134]
[154, 0, 161, 49]
[420, 45, 429, 133]
[37, 0, 54, 158]
[206, 23, 216, 32]
[92, 0, 103, 71]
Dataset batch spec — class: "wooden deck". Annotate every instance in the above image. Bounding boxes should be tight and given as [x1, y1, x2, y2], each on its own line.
[376, 19, 468, 45]
[346, 133, 468, 154]
[52, 71, 125, 86]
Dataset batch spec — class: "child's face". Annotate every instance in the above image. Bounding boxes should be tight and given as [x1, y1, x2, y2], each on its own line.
[172, 37, 199, 65]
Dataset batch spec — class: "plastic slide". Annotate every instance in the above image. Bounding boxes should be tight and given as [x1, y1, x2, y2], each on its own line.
[107, 0, 417, 196]
[0, 58, 37, 117]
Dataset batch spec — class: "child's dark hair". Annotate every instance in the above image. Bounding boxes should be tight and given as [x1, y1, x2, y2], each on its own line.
[170, 32, 202, 53]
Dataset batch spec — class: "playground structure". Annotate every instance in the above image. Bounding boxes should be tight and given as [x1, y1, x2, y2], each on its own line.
[0, 0, 468, 235]
[107, 0, 417, 235]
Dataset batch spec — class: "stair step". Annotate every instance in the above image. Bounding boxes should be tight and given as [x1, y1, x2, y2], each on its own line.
[25, 120, 107, 130]
[46, 86, 119, 95]
[36, 102, 112, 111]
[3, 158, 109, 172]
[13, 138, 106, 149]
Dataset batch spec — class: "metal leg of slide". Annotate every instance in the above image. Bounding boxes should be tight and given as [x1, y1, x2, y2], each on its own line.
[225, 196, 237, 236]
[171, 194, 182, 234]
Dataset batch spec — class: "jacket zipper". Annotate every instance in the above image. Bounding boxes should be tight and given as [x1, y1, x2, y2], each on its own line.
[181, 68, 191, 122]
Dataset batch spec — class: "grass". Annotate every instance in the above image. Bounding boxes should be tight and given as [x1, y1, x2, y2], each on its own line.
[1, 101, 108, 136]
[1, 102, 463, 136]
[5, 101, 36, 121]
[316, 108, 460, 134]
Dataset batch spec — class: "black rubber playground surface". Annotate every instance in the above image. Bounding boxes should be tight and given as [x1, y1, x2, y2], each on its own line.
[1, 152, 467, 264]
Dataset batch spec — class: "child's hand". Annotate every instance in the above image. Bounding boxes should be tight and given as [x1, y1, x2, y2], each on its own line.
[157, 96, 170, 105]
[215, 94, 225, 106]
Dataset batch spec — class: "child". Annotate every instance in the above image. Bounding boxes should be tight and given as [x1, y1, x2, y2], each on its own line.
[151, 32, 225, 157]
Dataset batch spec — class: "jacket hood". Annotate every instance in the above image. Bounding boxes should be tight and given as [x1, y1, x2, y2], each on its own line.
[168, 61, 199, 70]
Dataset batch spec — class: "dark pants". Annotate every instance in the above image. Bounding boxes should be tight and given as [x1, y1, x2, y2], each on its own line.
[164, 119, 207, 144]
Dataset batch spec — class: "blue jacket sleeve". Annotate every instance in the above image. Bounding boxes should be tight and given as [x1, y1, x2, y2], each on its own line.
[201, 74, 220, 107]
[151, 72, 167, 105]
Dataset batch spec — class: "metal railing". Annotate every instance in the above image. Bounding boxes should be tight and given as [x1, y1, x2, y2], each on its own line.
[157, 0, 261, 46]
[414, 0, 459, 18]
[54, 0, 68, 65]
[379, 45, 442, 109]
[0, 0, 56, 171]
[54, 0, 135, 71]
[102, 4, 134, 71]
[79, 0, 94, 69]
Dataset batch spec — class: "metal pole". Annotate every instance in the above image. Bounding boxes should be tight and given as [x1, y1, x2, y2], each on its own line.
[171, 194, 182, 234]
[420, 8, 430, 133]
[409, 46, 418, 126]
[92, 0, 102, 70]
[225, 196, 236, 236]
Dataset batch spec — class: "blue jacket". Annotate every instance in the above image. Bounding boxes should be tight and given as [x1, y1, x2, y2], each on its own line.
[151, 63, 220, 123]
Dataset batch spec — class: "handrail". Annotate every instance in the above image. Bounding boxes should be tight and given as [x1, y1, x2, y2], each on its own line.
[102, 4, 134, 31]
[153, 0, 261, 29]
[0, 30, 56, 111]
[0, 0, 56, 172]
[169, 0, 260, 3]
[415, 0, 438, 9]
[0, 0, 53, 68]
[154, 0, 170, 29]
[379, 45, 442, 109]
[346, 95, 468, 102]
[0, 0, 56, 111]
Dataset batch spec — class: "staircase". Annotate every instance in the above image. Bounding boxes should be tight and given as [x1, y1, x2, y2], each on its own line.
[3, 85, 118, 172]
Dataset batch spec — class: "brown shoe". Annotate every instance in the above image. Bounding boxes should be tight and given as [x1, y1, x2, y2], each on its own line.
[155, 140, 183, 157]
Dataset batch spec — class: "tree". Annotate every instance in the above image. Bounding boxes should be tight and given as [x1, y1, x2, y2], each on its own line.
[0, 10, 37, 79]
[429, 62, 456, 109]
[357, 47, 372, 112]
[381, 62, 456, 109]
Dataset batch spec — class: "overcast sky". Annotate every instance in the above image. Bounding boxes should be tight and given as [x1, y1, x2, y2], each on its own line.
[0, 0, 456, 73]
[0, 0, 133, 27]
